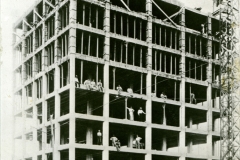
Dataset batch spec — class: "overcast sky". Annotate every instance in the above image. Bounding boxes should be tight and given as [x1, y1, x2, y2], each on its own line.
[0, 0, 213, 159]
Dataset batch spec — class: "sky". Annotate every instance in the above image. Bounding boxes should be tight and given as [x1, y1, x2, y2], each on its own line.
[0, 0, 214, 159]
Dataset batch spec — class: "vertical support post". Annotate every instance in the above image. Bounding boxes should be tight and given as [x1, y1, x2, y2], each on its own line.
[162, 135, 167, 151]
[194, 36, 197, 55]
[112, 68, 115, 90]
[69, 1, 77, 159]
[96, 64, 99, 83]
[155, 50, 157, 70]
[160, 52, 162, 71]
[125, 42, 128, 64]
[121, 14, 123, 35]
[81, 32, 84, 54]
[179, 8, 186, 160]
[140, 47, 142, 67]
[195, 62, 197, 79]
[120, 43, 123, 63]
[88, 34, 91, 56]
[133, 45, 135, 66]
[159, 25, 161, 45]
[170, 29, 172, 48]
[140, 73, 143, 94]
[103, 1, 110, 160]
[164, 53, 166, 73]
[189, 34, 191, 53]
[80, 60, 83, 84]
[96, 36, 99, 58]
[170, 55, 172, 74]
[125, 98, 128, 119]
[113, 12, 116, 33]
[174, 81, 176, 101]
[134, 18, 136, 38]
[145, 1, 152, 160]
[206, 15, 213, 160]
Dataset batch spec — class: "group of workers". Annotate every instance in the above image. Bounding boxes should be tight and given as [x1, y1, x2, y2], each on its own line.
[110, 134, 144, 151]
[116, 85, 133, 97]
[126, 106, 146, 122]
[74, 75, 103, 91]
[97, 130, 144, 151]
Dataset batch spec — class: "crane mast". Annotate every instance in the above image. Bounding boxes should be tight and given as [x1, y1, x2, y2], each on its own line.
[218, 0, 240, 159]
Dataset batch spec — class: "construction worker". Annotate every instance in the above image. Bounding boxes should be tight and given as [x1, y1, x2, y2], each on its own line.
[135, 135, 142, 149]
[116, 85, 122, 96]
[84, 79, 91, 90]
[75, 75, 79, 87]
[160, 92, 167, 99]
[201, 24, 205, 34]
[190, 92, 197, 104]
[97, 130, 102, 145]
[110, 135, 120, 151]
[127, 106, 134, 120]
[127, 87, 133, 97]
[97, 79, 103, 92]
[90, 79, 97, 90]
[137, 107, 146, 122]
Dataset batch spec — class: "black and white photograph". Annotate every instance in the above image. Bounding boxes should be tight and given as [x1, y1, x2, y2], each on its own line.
[0, 0, 240, 160]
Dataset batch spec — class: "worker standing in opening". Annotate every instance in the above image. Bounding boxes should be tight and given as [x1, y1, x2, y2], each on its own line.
[110, 135, 120, 151]
[97, 130, 102, 145]
[160, 92, 167, 99]
[75, 75, 79, 87]
[190, 92, 197, 104]
[161, 92, 167, 108]
[127, 87, 133, 97]
[97, 79, 103, 92]
[90, 79, 97, 90]
[137, 107, 146, 122]
[84, 79, 91, 90]
[127, 106, 135, 120]
[116, 85, 122, 97]
[136, 135, 142, 149]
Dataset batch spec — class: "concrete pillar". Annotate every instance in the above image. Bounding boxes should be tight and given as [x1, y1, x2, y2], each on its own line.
[53, 4, 61, 159]
[145, 1, 152, 160]
[128, 132, 134, 148]
[103, 1, 110, 160]
[188, 117, 193, 128]
[87, 101, 92, 115]
[162, 135, 167, 151]
[206, 15, 213, 159]
[163, 104, 166, 125]
[187, 139, 193, 153]
[179, 8, 186, 160]
[86, 127, 93, 144]
[69, 0, 77, 159]
[21, 17, 28, 160]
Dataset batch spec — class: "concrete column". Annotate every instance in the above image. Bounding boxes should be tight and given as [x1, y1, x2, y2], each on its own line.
[32, 77, 38, 160]
[145, 1, 152, 160]
[188, 117, 193, 128]
[206, 15, 213, 159]
[86, 127, 93, 144]
[128, 132, 134, 148]
[21, 18, 28, 160]
[179, 8, 186, 160]
[87, 101, 92, 115]
[187, 139, 193, 153]
[53, 7, 61, 158]
[69, 1, 77, 159]
[163, 104, 166, 125]
[103, 1, 110, 160]
[162, 135, 167, 151]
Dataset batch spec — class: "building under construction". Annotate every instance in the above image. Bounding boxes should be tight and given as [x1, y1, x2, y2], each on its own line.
[12, 0, 222, 160]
